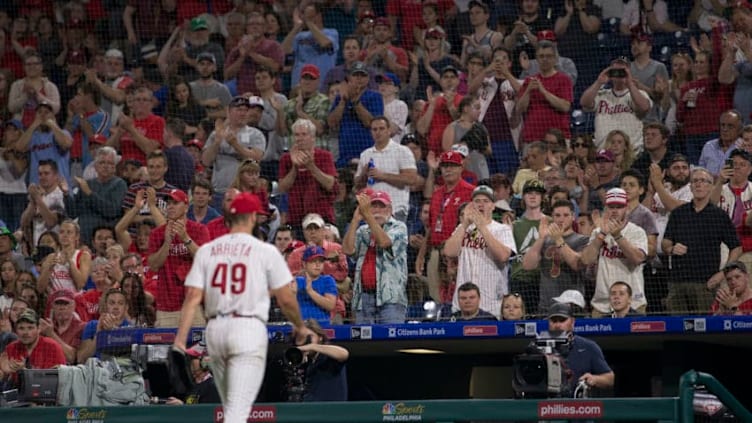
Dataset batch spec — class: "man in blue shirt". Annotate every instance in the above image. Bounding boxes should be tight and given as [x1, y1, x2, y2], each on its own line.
[548, 303, 614, 394]
[328, 61, 384, 167]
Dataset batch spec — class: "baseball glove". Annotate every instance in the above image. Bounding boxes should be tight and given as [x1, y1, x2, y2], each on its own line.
[461, 122, 490, 153]
[167, 346, 195, 397]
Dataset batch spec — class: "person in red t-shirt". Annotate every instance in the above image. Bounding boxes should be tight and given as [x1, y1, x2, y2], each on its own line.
[206, 188, 241, 240]
[416, 151, 475, 302]
[416, 66, 464, 156]
[40, 289, 85, 364]
[0, 309, 65, 385]
[148, 189, 210, 328]
[75, 257, 115, 322]
[515, 41, 573, 144]
[224, 12, 285, 95]
[711, 261, 752, 315]
[108, 86, 164, 165]
[386, 0, 455, 52]
[278, 118, 338, 229]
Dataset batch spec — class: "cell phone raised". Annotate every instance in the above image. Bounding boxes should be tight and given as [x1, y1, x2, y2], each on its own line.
[726, 158, 734, 169]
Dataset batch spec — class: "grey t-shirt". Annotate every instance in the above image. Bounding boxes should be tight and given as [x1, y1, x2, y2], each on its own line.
[190, 80, 233, 112]
[627, 203, 659, 235]
[630, 59, 668, 122]
[538, 232, 589, 313]
[205, 125, 267, 192]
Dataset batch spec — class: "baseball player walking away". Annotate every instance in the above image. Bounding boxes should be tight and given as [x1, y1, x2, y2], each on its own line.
[173, 192, 315, 423]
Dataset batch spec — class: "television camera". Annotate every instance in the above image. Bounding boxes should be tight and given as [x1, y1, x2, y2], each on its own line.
[512, 330, 583, 399]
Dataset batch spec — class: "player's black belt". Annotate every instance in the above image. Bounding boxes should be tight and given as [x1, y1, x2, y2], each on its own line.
[208, 312, 262, 320]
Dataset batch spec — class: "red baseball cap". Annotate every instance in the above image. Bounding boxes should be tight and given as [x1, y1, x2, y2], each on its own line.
[67, 49, 87, 65]
[370, 190, 392, 206]
[168, 189, 189, 204]
[425, 26, 446, 39]
[374, 17, 391, 28]
[288, 240, 306, 251]
[49, 289, 76, 305]
[359, 10, 376, 22]
[301, 64, 320, 79]
[90, 133, 108, 145]
[537, 30, 556, 42]
[440, 151, 464, 166]
[229, 192, 266, 215]
[185, 139, 204, 149]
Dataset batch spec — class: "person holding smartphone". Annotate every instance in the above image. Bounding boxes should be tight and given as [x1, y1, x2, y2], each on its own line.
[710, 149, 752, 272]
[580, 56, 652, 152]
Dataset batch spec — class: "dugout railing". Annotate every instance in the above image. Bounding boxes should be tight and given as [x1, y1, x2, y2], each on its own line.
[0, 370, 748, 422]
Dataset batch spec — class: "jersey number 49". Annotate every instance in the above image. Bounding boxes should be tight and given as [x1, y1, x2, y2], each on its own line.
[210, 263, 247, 294]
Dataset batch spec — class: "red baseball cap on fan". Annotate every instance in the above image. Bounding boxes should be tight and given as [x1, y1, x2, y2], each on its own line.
[370, 190, 392, 206]
[288, 240, 306, 251]
[168, 189, 189, 204]
[439, 151, 464, 166]
[185, 139, 204, 150]
[537, 30, 556, 42]
[229, 192, 266, 215]
[90, 133, 108, 145]
[301, 64, 320, 79]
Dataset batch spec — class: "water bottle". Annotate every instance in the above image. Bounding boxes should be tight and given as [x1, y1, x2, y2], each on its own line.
[367, 159, 375, 186]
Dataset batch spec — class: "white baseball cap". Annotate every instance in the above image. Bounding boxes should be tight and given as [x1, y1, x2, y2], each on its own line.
[552, 290, 586, 309]
[302, 213, 325, 229]
[451, 143, 469, 157]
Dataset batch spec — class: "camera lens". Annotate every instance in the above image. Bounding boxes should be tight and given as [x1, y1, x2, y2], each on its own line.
[284, 347, 304, 366]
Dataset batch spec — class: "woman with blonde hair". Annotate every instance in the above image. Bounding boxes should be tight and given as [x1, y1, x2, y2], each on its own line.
[231, 160, 269, 210]
[604, 129, 634, 171]
[37, 219, 91, 293]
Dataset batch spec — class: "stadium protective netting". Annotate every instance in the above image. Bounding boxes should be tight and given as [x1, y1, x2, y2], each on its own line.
[0, 0, 750, 327]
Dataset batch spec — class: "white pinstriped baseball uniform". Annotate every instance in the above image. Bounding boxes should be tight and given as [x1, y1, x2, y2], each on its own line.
[451, 221, 517, 319]
[185, 232, 292, 423]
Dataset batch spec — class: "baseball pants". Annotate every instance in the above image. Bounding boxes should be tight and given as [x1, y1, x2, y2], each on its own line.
[206, 316, 268, 423]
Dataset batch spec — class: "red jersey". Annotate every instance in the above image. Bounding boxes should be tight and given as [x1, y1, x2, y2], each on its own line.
[4, 336, 66, 378]
[206, 216, 229, 240]
[120, 114, 165, 164]
[423, 94, 464, 156]
[520, 71, 573, 142]
[428, 179, 475, 246]
[75, 289, 103, 322]
[147, 220, 210, 312]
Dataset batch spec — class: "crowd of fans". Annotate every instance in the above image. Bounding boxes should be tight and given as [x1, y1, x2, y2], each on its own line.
[1, 0, 752, 383]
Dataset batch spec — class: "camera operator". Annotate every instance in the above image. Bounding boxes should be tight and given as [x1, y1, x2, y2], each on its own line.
[548, 303, 614, 391]
[295, 319, 348, 402]
[165, 342, 221, 405]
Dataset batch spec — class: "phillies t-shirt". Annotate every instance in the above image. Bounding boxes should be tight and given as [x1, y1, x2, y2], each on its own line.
[148, 220, 210, 312]
[119, 114, 165, 164]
